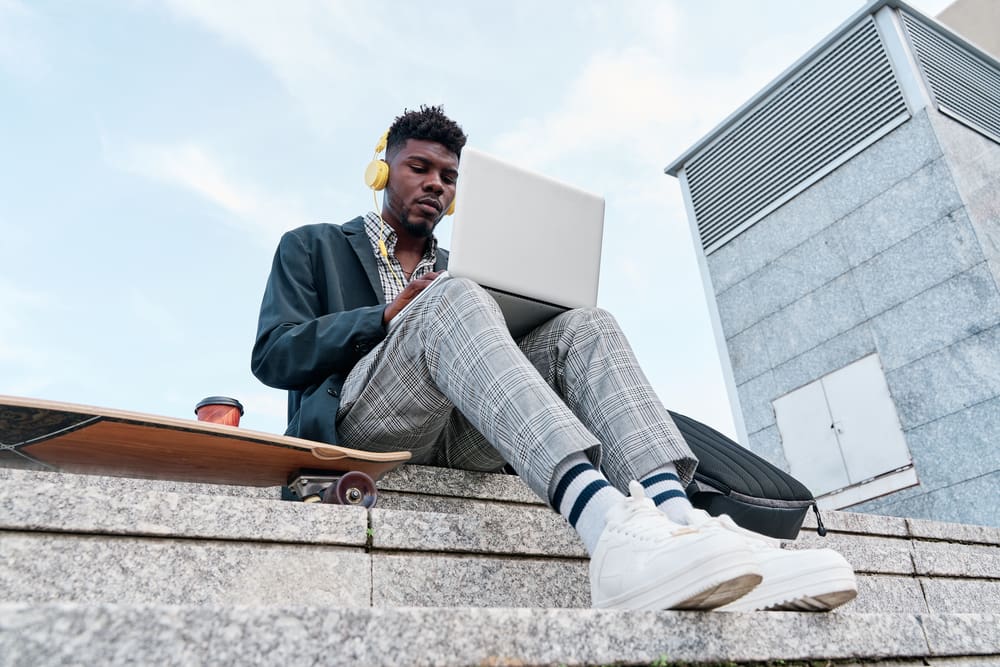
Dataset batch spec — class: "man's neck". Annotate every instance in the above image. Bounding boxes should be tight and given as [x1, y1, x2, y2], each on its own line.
[392, 229, 429, 258]
[383, 215, 432, 259]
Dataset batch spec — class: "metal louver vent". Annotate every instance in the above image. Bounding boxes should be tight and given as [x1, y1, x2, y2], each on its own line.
[685, 18, 908, 254]
[902, 11, 1000, 143]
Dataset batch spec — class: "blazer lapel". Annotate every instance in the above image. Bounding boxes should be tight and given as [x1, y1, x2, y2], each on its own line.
[435, 247, 449, 272]
[343, 217, 386, 305]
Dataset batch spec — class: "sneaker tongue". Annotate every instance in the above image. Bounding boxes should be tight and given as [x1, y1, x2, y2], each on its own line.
[626, 480, 657, 511]
[627, 480, 646, 500]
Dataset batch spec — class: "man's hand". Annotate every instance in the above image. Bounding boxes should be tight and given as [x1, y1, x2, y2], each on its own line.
[383, 271, 443, 325]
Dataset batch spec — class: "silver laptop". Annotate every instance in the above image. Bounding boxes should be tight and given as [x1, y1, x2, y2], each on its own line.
[446, 147, 605, 338]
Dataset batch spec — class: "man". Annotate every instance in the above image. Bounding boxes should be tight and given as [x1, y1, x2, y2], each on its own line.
[252, 105, 857, 612]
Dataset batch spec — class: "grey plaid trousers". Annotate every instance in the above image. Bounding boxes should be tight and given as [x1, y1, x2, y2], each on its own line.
[337, 277, 696, 503]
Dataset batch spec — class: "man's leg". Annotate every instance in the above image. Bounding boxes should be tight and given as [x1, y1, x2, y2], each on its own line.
[337, 277, 760, 610]
[337, 277, 600, 498]
[515, 307, 696, 516]
[516, 307, 856, 612]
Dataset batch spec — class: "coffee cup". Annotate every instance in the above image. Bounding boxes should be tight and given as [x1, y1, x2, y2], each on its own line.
[195, 396, 244, 426]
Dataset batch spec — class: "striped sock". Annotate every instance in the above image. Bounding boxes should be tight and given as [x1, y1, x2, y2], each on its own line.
[549, 453, 623, 555]
[640, 463, 693, 525]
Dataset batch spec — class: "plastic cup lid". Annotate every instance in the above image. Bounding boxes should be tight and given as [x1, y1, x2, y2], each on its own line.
[195, 396, 245, 416]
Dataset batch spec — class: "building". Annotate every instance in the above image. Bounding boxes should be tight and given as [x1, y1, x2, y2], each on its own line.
[665, 0, 1000, 526]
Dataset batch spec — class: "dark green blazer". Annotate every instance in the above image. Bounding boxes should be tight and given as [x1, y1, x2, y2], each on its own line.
[251, 216, 449, 444]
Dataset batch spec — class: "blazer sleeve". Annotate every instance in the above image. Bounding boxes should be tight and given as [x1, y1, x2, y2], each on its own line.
[251, 229, 387, 390]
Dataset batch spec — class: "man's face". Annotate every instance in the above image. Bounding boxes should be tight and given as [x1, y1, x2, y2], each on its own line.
[382, 138, 459, 239]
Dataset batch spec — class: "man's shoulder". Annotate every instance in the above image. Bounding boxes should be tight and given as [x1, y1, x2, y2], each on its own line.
[280, 217, 366, 250]
[285, 217, 365, 241]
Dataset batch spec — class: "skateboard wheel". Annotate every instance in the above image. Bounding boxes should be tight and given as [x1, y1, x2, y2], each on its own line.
[322, 471, 377, 508]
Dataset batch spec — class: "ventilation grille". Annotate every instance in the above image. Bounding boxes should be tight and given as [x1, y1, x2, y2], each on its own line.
[685, 18, 908, 254]
[902, 10, 1000, 142]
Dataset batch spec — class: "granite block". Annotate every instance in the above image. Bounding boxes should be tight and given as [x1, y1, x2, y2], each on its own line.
[370, 505, 586, 558]
[849, 574, 928, 613]
[727, 321, 774, 385]
[799, 508, 909, 537]
[746, 424, 789, 471]
[378, 464, 542, 505]
[716, 275, 766, 337]
[862, 472, 1000, 530]
[931, 112, 1000, 262]
[854, 208, 986, 318]
[374, 490, 552, 515]
[0, 470, 368, 546]
[908, 516, 1000, 546]
[0, 466, 280, 499]
[771, 324, 877, 398]
[819, 110, 943, 222]
[736, 370, 778, 435]
[706, 232, 753, 294]
[786, 532, 915, 575]
[0, 604, 934, 665]
[872, 262, 1000, 371]
[896, 397, 1000, 496]
[921, 579, 1000, 614]
[849, 487, 927, 518]
[762, 272, 868, 367]
[887, 324, 1000, 429]
[0, 533, 370, 606]
[719, 114, 944, 289]
[834, 156, 965, 268]
[913, 540, 1000, 578]
[748, 225, 853, 322]
[372, 552, 589, 609]
[922, 612, 1000, 655]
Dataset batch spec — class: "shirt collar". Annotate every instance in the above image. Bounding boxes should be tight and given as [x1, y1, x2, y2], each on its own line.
[363, 210, 438, 261]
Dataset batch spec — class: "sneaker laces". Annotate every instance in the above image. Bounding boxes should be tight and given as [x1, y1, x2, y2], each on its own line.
[605, 481, 698, 540]
[685, 508, 780, 548]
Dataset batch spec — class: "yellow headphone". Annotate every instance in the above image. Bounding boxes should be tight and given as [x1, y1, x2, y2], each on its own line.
[364, 130, 456, 216]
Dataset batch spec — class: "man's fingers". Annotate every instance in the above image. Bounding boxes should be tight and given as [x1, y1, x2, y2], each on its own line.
[384, 271, 442, 325]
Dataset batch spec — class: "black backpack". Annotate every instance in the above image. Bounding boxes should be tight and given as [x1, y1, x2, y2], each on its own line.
[669, 411, 826, 540]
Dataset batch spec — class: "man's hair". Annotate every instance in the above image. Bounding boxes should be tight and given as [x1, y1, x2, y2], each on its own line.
[386, 105, 467, 158]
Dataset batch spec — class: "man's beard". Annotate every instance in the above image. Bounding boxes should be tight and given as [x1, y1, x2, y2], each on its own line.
[399, 210, 438, 239]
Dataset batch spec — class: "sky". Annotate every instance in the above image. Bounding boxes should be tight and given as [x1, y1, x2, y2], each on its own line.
[0, 0, 954, 439]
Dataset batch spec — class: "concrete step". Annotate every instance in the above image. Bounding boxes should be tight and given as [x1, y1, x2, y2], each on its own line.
[2, 465, 1000, 665]
[3, 466, 1000, 614]
[2, 603, 998, 667]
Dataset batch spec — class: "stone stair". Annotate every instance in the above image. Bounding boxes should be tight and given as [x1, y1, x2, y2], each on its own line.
[1, 464, 998, 666]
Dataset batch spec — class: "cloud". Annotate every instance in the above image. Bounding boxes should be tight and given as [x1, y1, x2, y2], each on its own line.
[157, 0, 379, 133]
[105, 138, 307, 243]
[0, 0, 48, 79]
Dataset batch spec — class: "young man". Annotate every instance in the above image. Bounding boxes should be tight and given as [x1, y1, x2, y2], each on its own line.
[252, 105, 857, 612]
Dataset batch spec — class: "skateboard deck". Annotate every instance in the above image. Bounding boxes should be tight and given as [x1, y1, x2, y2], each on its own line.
[0, 395, 410, 491]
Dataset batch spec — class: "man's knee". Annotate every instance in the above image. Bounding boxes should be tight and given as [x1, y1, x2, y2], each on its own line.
[428, 276, 504, 321]
[565, 307, 621, 334]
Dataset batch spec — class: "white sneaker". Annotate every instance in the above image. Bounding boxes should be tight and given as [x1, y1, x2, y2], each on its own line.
[590, 481, 762, 611]
[685, 509, 858, 612]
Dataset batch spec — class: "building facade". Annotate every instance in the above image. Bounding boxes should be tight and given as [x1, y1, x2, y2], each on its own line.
[666, 0, 1000, 526]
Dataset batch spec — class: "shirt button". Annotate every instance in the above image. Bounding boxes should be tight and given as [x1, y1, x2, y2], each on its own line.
[327, 388, 338, 397]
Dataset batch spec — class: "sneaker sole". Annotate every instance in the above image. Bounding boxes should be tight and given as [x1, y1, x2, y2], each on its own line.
[594, 549, 762, 612]
[720, 570, 857, 612]
[673, 571, 762, 611]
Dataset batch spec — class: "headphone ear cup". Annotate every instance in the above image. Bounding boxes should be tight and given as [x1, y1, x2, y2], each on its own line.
[445, 198, 455, 216]
[364, 159, 389, 191]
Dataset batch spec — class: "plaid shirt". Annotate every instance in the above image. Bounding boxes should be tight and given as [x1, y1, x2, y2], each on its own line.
[363, 211, 438, 303]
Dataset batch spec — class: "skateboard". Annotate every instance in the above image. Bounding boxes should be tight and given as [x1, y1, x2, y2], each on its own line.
[0, 395, 411, 507]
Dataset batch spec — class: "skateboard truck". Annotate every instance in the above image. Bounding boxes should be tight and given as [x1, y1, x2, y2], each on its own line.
[287, 470, 378, 508]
